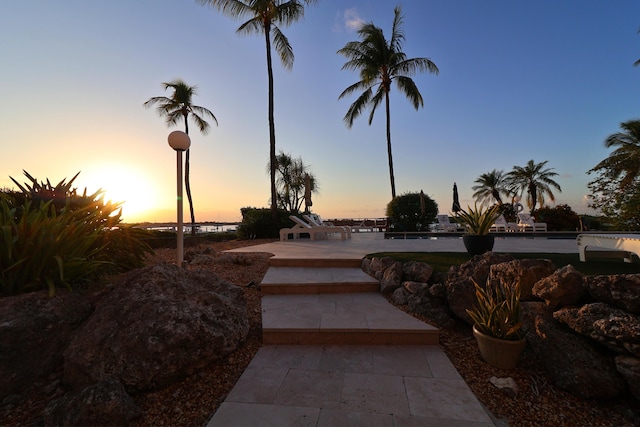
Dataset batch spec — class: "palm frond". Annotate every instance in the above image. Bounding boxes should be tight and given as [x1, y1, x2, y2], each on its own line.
[271, 25, 294, 69]
[395, 76, 423, 109]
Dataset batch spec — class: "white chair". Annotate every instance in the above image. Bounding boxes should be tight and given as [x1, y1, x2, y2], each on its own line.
[517, 213, 547, 232]
[490, 215, 518, 232]
[304, 214, 352, 238]
[436, 214, 458, 232]
[279, 215, 348, 241]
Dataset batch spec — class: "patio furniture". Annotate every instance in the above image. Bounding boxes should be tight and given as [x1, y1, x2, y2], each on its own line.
[436, 214, 458, 232]
[577, 233, 640, 262]
[517, 213, 547, 232]
[304, 214, 352, 238]
[490, 214, 518, 233]
[279, 215, 348, 241]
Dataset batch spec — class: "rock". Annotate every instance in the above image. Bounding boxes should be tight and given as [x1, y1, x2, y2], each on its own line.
[380, 261, 403, 294]
[361, 258, 372, 275]
[584, 274, 640, 314]
[392, 287, 409, 305]
[43, 378, 141, 427]
[63, 263, 249, 392]
[402, 261, 434, 283]
[615, 355, 640, 400]
[446, 252, 515, 324]
[403, 281, 429, 294]
[429, 283, 447, 299]
[406, 287, 456, 330]
[553, 303, 640, 356]
[489, 376, 518, 397]
[368, 256, 396, 279]
[521, 302, 626, 399]
[0, 290, 92, 400]
[532, 264, 585, 309]
[487, 259, 556, 301]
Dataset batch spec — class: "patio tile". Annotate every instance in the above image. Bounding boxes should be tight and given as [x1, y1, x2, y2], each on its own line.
[273, 368, 344, 409]
[340, 372, 410, 415]
[207, 402, 319, 427]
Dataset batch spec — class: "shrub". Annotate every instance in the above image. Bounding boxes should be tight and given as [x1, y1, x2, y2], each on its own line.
[236, 207, 291, 239]
[386, 192, 438, 232]
[534, 204, 580, 231]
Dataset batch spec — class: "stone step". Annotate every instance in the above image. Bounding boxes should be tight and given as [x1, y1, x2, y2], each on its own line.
[269, 258, 363, 268]
[260, 267, 379, 295]
[262, 293, 439, 345]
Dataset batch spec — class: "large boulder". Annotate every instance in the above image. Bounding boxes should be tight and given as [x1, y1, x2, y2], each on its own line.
[583, 274, 640, 314]
[487, 258, 556, 301]
[380, 261, 404, 294]
[446, 252, 514, 324]
[63, 263, 249, 392]
[553, 303, 640, 357]
[0, 290, 92, 400]
[43, 378, 141, 427]
[402, 261, 434, 283]
[615, 355, 640, 401]
[521, 302, 626, 399]
[365, 256, 396, 280]
[532, 264, 585, 309]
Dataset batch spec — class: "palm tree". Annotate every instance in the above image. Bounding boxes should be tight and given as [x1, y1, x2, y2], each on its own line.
[337, 5, 438, 199]
[506, 160, 561, 214]
[270, 151, 318, 213]
[144, 79, 217, 234]
[198, 0, 317, 215]
[591, 119, 640, 190]
[472, 169, 508, 206]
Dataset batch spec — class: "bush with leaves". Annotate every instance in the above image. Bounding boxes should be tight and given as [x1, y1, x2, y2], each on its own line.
[386, 192, 438, 232]
[1, 171, 153, 296]
[236, 207, 291, 239]
[533, 204, 580, 231]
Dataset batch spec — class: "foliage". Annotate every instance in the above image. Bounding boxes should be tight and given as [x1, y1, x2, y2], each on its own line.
[144, 79, 218, 234]
[505, 160, 561, 214]
[271, 151, 318, 213]
[534, 204, 581, 231]
[472, 169, 509, 206]
[198, 0, 317, 214]
[455, 204, 501, 235]
[236, 207, 291, 239]
[337, 5, 438, 199]
[587, 119, 640, 230]
[1, 172, 153, 297]
[466, 279, 523, 341]
[385, 192, 438, 232]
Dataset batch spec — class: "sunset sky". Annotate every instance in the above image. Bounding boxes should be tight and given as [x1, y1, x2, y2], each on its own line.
[2, 1, 639, 223]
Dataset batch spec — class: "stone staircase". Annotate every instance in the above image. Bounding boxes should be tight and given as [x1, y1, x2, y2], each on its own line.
[260, 258, 439, 346]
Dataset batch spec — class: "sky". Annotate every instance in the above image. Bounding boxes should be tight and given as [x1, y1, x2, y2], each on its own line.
[1, 1, 639, 223]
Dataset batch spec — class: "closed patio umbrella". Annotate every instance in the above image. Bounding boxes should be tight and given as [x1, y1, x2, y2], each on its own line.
[304, 174, 313, 213]
[452, 182, 461, 213]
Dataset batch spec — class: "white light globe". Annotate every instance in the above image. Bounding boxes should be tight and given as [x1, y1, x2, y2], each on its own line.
[167, 130, 191, 151]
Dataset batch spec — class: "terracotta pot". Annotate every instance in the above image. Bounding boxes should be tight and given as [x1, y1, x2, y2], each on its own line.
[462, 235, 495, 255]
[472, 325, 526, 370]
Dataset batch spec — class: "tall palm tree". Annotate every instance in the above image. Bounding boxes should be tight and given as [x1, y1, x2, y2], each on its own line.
[198, 0, 317, 215]
[144, 79, 217, 234]
[337, 5, 438, 199]
[472, 169, 508, 206]
[506, 160, 561, 214]
[591, 119, 640, 190]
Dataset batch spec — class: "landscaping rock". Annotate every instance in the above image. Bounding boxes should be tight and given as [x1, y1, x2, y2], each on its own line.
[380, 261, 403, 294]
[403, 281, 429, 294]
[402, 261, 433, 283]
[532, 264, 585, 309]
[43, 378, 141, 427]
[487, 258, 556, 301]
[553, 303, 640, 357]
[489, 376, 519, 398]
[446, 252, 515, 324]
[63, 263, 249, 392]
[615, 355, 640, 400]
[367, 256, 396, 280]
[583, 274, 640, 314]
[392, 287, 409, 305]
[429, 282, 447, 299]
[406, 286, 456, 329]
[521, 302, 626, 399]
[0, 290, 92, 400]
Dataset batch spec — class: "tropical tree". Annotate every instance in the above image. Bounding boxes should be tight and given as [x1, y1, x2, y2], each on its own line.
[198, 0, 317, 215]
[269, 151, 318, 213]
[472, 169, 508, 206]
[505, 160, 561, 214]
[144, 79, 217, 234]
[337, 5, 439, 199]
[588, 119, 640, 229]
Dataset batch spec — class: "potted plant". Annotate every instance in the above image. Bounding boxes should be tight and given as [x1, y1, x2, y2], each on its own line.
[466, 279, 526, 370]
[455, 203, 501, 255]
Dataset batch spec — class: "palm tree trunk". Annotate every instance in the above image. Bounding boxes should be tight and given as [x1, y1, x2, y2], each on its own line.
[183, 117, 196, 236]
[265, 24, 278, 217]
[385, 92, 396, 198]
[529, 183, 537, 215]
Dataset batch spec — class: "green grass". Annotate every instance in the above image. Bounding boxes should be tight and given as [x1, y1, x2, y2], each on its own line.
[367, 252, 640, 276]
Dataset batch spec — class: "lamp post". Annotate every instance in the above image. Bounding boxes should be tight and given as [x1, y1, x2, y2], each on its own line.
[168, 130, 191, 268]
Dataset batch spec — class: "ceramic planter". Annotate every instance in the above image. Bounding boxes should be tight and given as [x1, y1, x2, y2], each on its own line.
[472, 325, 526, 370]
[462, 235, 495, 256]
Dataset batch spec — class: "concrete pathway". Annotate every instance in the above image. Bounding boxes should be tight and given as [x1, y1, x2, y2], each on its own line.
[207, 233, 577, 426]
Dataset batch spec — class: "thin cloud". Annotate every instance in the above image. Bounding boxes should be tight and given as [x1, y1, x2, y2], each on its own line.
[333, 8, 365, 32]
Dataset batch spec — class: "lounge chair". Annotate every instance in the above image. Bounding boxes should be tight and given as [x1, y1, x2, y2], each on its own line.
[517, 213, 547, 232]
[279, 215, 348, 241]
[304, 214, 352, 238]
[577, 233, 640, 262]
[490, 215, 518, 233]
[436, 214, 458, 232]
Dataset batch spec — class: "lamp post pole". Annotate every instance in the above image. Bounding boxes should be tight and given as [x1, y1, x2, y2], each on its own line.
[168, 131, 191, 268]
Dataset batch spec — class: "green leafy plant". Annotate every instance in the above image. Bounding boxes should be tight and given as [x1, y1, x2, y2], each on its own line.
[386, 192, 438, 232]
[455, 203, 500, 235]
[466, 278, 523, 341]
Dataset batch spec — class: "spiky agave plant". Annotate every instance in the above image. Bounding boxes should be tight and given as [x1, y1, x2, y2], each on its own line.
[455, 203, 501, 235]
[466, 278, 523, 341]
